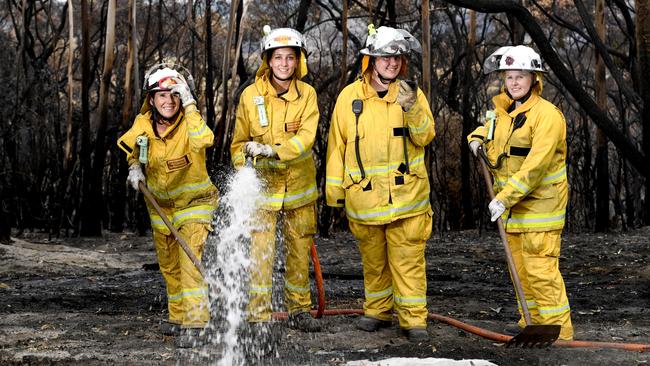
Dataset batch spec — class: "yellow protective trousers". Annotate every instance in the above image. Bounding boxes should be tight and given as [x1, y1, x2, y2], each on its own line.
[349, 211, 432, 329]
[507, 230, 573, 340]
[153, 222, 210, 328]
[247, 203, 317, 322]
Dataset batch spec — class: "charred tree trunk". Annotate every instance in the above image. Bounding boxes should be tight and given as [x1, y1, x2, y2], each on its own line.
[189, 0, 196, 76]
[56, 0, 77, 236]
[156, 0, 163, 62]
[81, 0, 116, 236]
[215, 0, 240, 166]
[133, 0, 140, 106]
[386, 0, 396, 26]
[64, 0, 76, 174]
[594, 0, 610, 231]
[421, 0, 431, 101]
[221, 2, 247, 165]
[295, 0, 312, 32]
[637, 0, 650, 224]
[111, 0, 137, 233]
[459, 10, 476, 230]
[205, 0, 216, 132]
[337, 0, 349, 93]
[77, 0, 93, 236]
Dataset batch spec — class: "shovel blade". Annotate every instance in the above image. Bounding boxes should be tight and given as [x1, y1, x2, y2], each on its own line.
[505, 324, 561, 348]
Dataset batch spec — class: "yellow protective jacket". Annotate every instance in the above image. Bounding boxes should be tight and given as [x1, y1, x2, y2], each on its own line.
[468, 91, 568, 232]
[230, 58, 319, 211]
[117, 102, 218, 235]
[326, 74, 435, 225]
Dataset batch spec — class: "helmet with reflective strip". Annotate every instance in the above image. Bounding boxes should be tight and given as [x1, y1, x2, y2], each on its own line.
[484, 45, 545, 74]
[145, 67, 181, 92]
[260, 25, 306, 55]
[360, 24, 421, 57]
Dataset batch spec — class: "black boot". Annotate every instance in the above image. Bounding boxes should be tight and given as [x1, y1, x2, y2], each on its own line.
[402, 327, 430, 343]
[356, 316, 392, 332]
[288, 312, 322, 332]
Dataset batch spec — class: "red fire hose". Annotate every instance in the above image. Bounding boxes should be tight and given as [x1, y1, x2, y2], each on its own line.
[310, 241, 326, 318]
[276, 241, 650, 352]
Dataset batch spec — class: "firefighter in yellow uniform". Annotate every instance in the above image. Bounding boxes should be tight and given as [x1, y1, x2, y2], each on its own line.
[468, 45, 573, 340]
[117, 64, 218, 347]
[326, 25, 435, 343]
[230, 26, 320, 332]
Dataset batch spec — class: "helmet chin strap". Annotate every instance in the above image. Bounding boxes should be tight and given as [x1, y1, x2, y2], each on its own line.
[374, 69, 396, 85]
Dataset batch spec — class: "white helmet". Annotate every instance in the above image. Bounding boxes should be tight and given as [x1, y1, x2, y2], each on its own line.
[260, 25, 306, 56]
[483, 45, 545, 74]
[144, 67, 182, 92]
[360, 24, 421, 56]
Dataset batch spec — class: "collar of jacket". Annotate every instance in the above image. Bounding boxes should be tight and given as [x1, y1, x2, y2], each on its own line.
[254, 70, 301, 102]
[492, 90, 541, 118]
[356, 72, 399, 103]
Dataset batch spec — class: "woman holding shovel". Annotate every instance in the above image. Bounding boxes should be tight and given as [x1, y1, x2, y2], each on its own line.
[117, 63, 218, 348]
[467, 45, 573, 341]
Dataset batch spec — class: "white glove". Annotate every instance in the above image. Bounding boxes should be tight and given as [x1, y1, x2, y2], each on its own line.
[469, 140, 481, 156]
[244, 141, 275, 158]
[170, 80, 196, 108]
[488, 199, 506, 222]
[127, 164, 145, 191]
[396, 80, 417, 111]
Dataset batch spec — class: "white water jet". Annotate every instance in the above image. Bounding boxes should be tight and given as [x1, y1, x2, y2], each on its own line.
[204, 165, 263, 365]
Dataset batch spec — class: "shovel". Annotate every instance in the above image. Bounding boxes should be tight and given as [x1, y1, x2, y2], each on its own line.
[138, 181, 207, 277]
[476, 147, 560, 348]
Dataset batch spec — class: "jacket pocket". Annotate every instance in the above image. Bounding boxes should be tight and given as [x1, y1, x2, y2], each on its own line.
[249, 122, 269, 144]
[522, 231, 561, 257]
[528, 182, 557, 200]
[403, 210, 433, 242]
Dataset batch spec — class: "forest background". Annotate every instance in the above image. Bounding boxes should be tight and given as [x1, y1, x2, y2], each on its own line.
[1, 0, 649, 240]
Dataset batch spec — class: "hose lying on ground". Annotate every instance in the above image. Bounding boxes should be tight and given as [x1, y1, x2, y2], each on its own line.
[276, 242, 650, 353]
[271, 309, 650, 352]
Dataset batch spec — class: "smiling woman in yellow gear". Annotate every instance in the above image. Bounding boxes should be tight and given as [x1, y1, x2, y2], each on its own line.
[117, 64, 218, 348]
[468, 45, 574, 340]
[326, 25, 436, 343]
[230, 25, 321, 333]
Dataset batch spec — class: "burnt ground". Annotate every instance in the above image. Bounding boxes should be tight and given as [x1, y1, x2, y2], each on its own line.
[1, 227, 649, 365]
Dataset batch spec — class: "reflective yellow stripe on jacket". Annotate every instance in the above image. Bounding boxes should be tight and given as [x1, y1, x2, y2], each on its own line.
[150, 205, 215, 234]
[258, 183, 318, 210]
[347, 198, 430, 222]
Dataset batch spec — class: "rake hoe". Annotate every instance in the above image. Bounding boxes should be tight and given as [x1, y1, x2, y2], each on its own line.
[477, 146, 560, 348]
